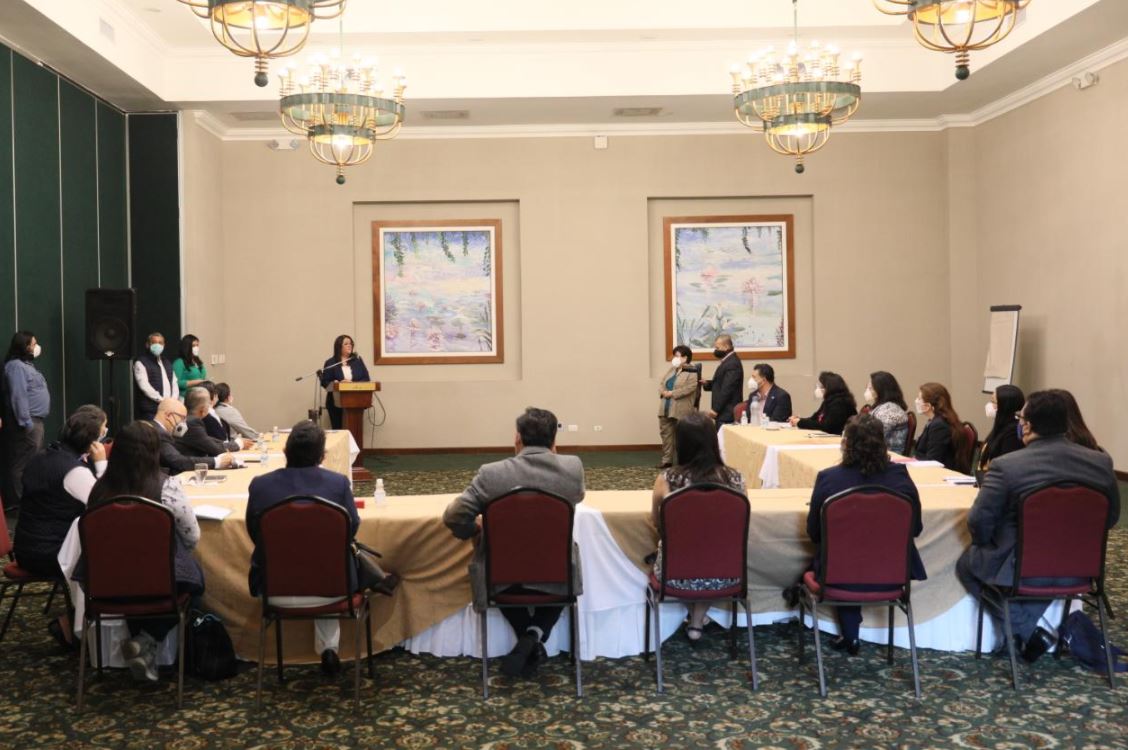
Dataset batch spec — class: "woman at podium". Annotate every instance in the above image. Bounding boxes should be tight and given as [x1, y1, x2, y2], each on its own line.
[319, 334, 370, 429]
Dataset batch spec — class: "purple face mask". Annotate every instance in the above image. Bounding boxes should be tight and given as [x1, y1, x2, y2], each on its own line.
[1017, 421, 1024, 441]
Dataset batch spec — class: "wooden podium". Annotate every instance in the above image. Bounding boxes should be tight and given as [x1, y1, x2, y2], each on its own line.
[331, 381, 380, 481]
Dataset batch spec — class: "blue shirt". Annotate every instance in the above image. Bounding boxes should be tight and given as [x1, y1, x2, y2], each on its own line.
[4, 359, 50, 428]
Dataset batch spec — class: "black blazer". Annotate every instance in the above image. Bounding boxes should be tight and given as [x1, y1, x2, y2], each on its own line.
[176, 418, 230, 458]
[703, 354, 744, 425]
[205, 412, 231, 442]
[319, 356, 372, 389]
[913, 418, 957, 470]
[795, 393, 856, 435]
[153, 421, 217, 475]
[746, 384, 792, 423]
[807, 463, 926, 581]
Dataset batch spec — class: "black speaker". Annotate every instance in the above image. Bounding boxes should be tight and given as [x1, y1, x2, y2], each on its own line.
[85, 288, 136, 360]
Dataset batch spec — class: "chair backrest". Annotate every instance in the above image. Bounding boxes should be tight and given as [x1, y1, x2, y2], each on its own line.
[482, 488, 575, 593]
[733, 402, 747, 423]
[859, 404, 872, 416]
[903, 411, 917, 456]
[256, 496, 353, 599]
[957, 421, 979, 474]
[658, 484, 750, 589]
[819, 486, 916, 589]
[79, 496, 177, 603]
[0, 493, 11, 559]
[1015, 483, 1110, 585]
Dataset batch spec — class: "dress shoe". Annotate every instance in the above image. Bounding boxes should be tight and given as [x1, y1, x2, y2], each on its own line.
[1022, 627, 1055, 663]
[521, 642, 548, 678]
[501, 633, 539, 677]
[829, 636, 861, 656]
[320, 648, 341, 676]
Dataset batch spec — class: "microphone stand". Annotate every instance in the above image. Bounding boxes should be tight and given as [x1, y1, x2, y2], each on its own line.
[294, 357, 357, 423]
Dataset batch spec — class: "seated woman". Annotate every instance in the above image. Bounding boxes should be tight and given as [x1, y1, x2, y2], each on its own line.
[1052, 388, 1102, 451]
[86, 421, 203, 683]
[13, 405, 107, 646]
[805, 415, 925, 654]
[656, 345, 699, 469]
[865, 371, 909, 454]
[976, 384, 1025, 479]
[913, 383, 969, 472]
[649, 412, 746, 642]
[788, 371, 857, 435]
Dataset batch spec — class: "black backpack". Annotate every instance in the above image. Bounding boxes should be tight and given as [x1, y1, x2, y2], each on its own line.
[186, 611, 238, 681]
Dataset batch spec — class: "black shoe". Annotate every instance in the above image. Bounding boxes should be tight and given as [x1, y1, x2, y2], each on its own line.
[369, 572, 401, 597]
[782, 583, 802, 609]
[501, 634, 539, 677]
[47, 617, 78, 652]
[829, 636, 861, 656]
[320, 648, 341, 676]
[521, 642, 548, 678]
[1022, 627, 1055, 663]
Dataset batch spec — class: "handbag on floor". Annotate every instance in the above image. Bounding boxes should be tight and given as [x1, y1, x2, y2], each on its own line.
[186, 610, 238, 681]
[1060, 610, 1127, 674]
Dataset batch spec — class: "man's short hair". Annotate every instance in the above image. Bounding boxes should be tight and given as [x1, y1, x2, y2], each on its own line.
[215, 382, 231, 403]
[715, 334, 733, 348]
[516, 407, 558, 449]
[753, 363, 775, 383]
[1023, 390, 1068, 437]
[284, 420, 325, 468]
[198, 380, 217, 398]
[184, 387, 211, 416]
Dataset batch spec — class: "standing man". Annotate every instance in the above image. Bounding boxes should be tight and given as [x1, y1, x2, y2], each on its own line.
[702, 334, 744, 427]
[443, 407, 585, 679]
[134, 332, 178, 420]
[744, 363, 793, 424]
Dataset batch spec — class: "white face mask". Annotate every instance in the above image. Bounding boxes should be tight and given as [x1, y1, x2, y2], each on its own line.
[670, 356, 684, 368]
[748, 377, 760, 390]
[814, 386, 825, 401]
[914, 398, 926, 415]
[150, 343, 164, 356]
[31, 343, 41, 359]
[192, 345, 200, 357]
[985, 402, 997, 419]
[863, 386, 875, 405]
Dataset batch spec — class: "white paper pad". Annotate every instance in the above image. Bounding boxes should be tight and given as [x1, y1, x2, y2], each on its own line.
[193, 504, 233, 521]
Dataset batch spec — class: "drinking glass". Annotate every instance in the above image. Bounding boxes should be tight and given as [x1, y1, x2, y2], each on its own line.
[194, 463, 208, 485]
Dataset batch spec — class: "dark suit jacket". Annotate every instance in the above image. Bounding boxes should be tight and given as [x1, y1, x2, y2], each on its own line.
[246, 466, 360, 597]
[153, 421, 217, 475]
[913, 417, 956, 470]
[795, 393, 856, 435]
[746, 384, 792, 423]
[176, 418, 229, 458]
[964, 436, 1119, 587]
[807, 462, 926, 581]
[703, 354, 744, 425]
[205, 412, 230, 443]
[319, 356, 372, 390]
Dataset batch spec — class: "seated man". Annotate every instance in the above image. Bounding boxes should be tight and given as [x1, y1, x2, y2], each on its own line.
[197, 380, 232, 443]
[443, 407, 585, 678]
[176, 387, 251, 457]
[151, 397, 234, 475]
[214, 382, 259, 440]
[744, 362, 792, 424]
[246, 420, 359, 676]
[956, 390, 1120, 661]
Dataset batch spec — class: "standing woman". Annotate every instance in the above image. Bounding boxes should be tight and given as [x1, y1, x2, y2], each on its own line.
[319, 334, 370, 430]
[788, 371, 857, 435]
[865, 371, 910, 454]
[913, 382, 969, 472]
[2, 331, 51, 509]
[172, 334, 208, 395]
[656, 345, 699, 468]
[976, 385, 1025, 478]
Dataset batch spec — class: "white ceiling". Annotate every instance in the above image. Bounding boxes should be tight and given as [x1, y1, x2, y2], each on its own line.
[2, 0, 1126, 136]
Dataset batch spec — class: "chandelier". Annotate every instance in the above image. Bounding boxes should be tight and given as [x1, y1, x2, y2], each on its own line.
[731, 0, 862, 174]
[874, 1, 1031, 80]
[177, 0, 346, 87]
[279, 49, 406, 184]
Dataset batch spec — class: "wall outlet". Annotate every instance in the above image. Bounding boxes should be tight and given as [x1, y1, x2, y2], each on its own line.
[218, 353, 226, 364]
[593, 425, 603, 431]
[567, 424, 578, 432]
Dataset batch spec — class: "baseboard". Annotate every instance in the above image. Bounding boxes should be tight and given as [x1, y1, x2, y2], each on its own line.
[1116, 469, 1127, 482]
[363, 443, 661, 456]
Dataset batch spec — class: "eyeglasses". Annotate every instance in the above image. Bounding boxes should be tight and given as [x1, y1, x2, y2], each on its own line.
[1014, 413, 1027, 422]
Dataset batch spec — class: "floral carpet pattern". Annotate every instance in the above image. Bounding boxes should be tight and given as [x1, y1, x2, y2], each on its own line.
[1, 455, 1125, 749]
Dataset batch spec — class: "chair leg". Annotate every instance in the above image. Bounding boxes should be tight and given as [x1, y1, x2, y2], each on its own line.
[642, 595, 651, 663]
[975, 593, 985, 659]
[905, 601, 921, 700]
[1001, 599, 1020, 691]
[43, 580, 59, 615]
[1100, 591, 1115, 620]
[480, 609, 489, 699]
[1096, 593, 1117, 690]
[176, 608, 186, 710]
[256, 617, 267, 708]
[365, 601, 376, 680]
[729, 599, 737, 660]
[886, 604, 895, 665]
[95, 619, 104, 676]
[1054, 597, 1072, 661]
[653, 595, 664, 694]
[76, 615, 89, 711]
[796, 595, 806, 664]
[744, 599, 758, 691]
[0, 583, 24, 642]
[810, 596, 827, 698]
[275, 618, 285, 684]
[572, 604, 583, 698]
[353, 611, 363, 709]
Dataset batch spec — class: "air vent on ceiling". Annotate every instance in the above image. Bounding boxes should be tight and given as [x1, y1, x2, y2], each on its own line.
[230, 111, 283, 122]
[613, 107, 663, 118]
[420, 110, 470, 121]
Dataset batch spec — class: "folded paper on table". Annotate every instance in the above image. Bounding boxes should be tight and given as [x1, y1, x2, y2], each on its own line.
[193, 504, 234, 521]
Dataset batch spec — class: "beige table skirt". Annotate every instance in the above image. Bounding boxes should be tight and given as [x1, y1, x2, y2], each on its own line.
[723, 425, 840, 488]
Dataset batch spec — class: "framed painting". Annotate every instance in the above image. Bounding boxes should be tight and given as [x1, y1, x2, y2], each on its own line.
[663, 214, 796, 359]
[371, 219, 504, 364]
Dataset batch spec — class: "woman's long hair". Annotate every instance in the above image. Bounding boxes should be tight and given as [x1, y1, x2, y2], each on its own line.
[1049, 388, 1101, 451]
[88, 421, 164, 506]
[840, 414, 890, 476]
[985, 384, 1025, 456]
[332, 334, 355, 361]
[178, 334, 203, 369]
[4, 331, 35, 363]
[819, 371, 857, 412]
[919, 382, 967, 457]
[671, 412, 730, 485]
[869, 370, 907, 411]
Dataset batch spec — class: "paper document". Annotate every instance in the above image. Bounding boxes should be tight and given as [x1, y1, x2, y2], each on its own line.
[193, 505, 232, 521]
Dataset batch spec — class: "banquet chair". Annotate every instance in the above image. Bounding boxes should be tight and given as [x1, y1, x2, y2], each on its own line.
[903, 412, 917, 456]
[643, 484, 756, 693]
[958, 422, 979, 474]
[798, 486, 921, 699]
[479, 488, 581, 699]
[974, 482, 1115, 690]
[76, 496, 189, 710]
[732, 402, 747, 424]
[253, 495, 374, 708]
[0, 493, 69, 643]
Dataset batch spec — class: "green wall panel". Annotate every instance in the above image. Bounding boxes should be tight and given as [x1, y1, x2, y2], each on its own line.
[12, 55, 62, 437]
[0, 50, 14, 340]
[96, 103, 131, 422]
[60, 81, 100, 413]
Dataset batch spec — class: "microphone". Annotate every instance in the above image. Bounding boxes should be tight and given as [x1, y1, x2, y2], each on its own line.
[295, 355, 357, 382]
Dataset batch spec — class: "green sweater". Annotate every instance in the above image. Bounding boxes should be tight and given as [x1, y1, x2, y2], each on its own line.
[172, 358, 207, 393]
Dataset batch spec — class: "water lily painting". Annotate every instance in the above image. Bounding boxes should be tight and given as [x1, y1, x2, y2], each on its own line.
[663, 214, 795, 359]
[372, 219, 504, 364]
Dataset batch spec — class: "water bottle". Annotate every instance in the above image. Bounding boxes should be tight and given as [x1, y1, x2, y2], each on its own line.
[740, 403, 750, 425]
[747, 395, 759, 426]
[759, 409, 770, 427]
[374, 478, 387, 506]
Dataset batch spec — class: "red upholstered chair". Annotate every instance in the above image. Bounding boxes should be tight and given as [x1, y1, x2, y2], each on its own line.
[479, 488, 580, 698]
[0, 494, 68, 642]
[254, 496, 374, 708]
[903, 412, 917, 456]
[798, 486, 921, 699]
[732, 402, 747, 424]
[974, 483, 1115, 690]
[958, 422, 979, 474]
[859, 405, 872, 416]
[76, 496, 190, 710]
[643, 484, 756, 693]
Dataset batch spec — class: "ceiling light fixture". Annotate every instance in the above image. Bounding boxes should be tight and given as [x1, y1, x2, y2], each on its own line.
[177, 0, 346, 87]
[873, 0, 1031, 80]
[731, 0, 862, 174]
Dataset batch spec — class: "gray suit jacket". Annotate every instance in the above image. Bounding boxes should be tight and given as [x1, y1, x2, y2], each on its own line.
[964, 436, 1120, 587]
[443, 446, 586, 611]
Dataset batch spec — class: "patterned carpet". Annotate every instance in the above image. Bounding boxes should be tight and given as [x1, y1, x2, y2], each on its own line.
[1, 453, 1125, 749]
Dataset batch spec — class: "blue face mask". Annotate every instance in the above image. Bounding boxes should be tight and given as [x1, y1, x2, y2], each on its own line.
[150, 343, 164, 357]
[1016, 421, 1024, 441]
